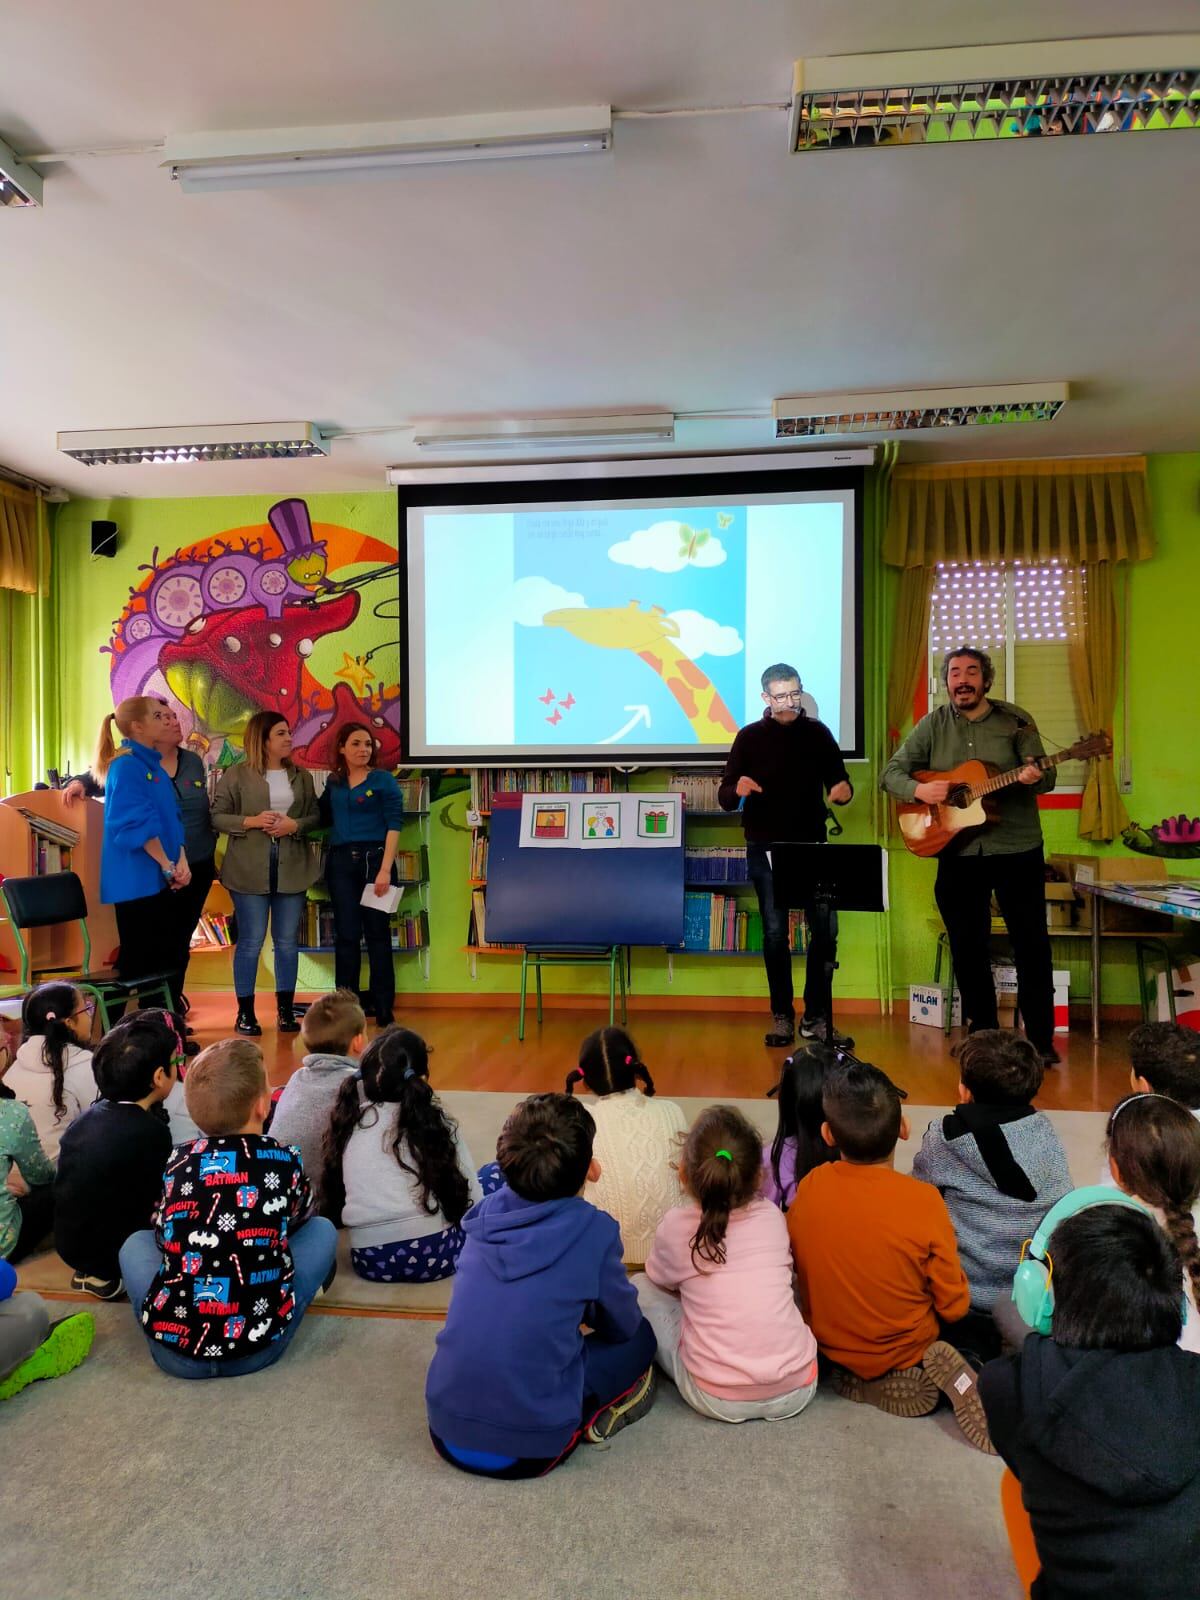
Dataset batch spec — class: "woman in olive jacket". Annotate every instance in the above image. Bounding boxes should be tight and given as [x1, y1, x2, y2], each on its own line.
[212, 712, 320, 1036]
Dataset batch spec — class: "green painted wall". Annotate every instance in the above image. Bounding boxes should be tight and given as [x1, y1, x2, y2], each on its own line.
[45, 457, 1200, 1006]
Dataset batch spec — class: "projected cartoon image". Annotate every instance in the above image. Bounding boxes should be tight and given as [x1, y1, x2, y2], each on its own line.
[103, 498, 401, 770]
[513, 509, 746, 746]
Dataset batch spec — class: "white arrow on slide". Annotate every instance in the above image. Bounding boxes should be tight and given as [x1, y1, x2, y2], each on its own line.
[599, 705, 652, 745]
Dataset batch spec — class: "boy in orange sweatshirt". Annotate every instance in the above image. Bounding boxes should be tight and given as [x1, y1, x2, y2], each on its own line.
[787, 1057, 992, 1452]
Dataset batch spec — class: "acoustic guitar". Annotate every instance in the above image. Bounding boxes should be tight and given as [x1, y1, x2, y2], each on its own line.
[896, 732, 1113, 857]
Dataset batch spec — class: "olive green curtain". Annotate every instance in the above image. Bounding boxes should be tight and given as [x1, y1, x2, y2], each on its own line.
[0, 496, 59, 793]
[1066, 563, 1128, 842]
[885, 565, 935, 745]
[883, 457, 1155, 569]
[0, 479, 41, 594]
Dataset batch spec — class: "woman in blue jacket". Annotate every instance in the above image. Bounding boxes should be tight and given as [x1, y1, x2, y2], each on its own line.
[319, 723, 404, 1026]
[94, 697, 190, 1001]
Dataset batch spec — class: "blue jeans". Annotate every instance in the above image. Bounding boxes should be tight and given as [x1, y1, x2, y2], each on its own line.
[746, 842, 838, 1022]
[118, 1216, 337, 1381]
[228, 889, 305, 996]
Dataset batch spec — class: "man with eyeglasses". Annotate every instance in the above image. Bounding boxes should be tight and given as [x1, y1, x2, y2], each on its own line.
[719, 663, 854, 1048]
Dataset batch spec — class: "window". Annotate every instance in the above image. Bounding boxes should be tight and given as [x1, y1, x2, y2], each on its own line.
[928, 560, 1086, 789]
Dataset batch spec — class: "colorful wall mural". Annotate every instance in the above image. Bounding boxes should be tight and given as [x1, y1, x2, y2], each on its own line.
[101, 498, 400, 769]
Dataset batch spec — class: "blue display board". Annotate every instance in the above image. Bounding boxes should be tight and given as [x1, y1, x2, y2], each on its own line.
[485, 795, 685, 946]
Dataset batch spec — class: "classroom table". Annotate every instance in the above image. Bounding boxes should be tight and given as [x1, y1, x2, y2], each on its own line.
[1076, 879, 1200, 1041]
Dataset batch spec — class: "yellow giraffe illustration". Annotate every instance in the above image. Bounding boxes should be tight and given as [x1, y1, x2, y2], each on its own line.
[542, 601, 739, 742]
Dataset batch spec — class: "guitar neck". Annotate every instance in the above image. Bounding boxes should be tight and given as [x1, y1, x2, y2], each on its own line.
[967, 750, 1069, 801]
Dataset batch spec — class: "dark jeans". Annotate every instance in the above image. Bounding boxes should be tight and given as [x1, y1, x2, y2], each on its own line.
[115, 888, 178, 987]
[10, 1185, 55, 1264]
[162, 856, 216, 1011]
[325, 842, 396, 1021]
[431, 1314, 658, 1479]
[934, 845, 1055, 1053]
[747, 842, 838, 1022]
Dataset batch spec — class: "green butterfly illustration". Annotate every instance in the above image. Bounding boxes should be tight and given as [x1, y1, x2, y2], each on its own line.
[717, 512, 733, 528]
[677, 524, 712, 562]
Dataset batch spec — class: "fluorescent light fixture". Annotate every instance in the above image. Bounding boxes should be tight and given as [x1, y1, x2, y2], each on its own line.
[163, 108, 611, 192]
[410, 412, 676, 453]
[790, 37, 1200, 149]
[773, 384, 1069, 437]
[388, 447, 876, 486]
[57, 423, 331, 465]
[0, 133, 42, 207]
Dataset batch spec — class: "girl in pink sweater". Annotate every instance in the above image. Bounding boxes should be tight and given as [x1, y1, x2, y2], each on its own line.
[633, 1105, 818, 1422]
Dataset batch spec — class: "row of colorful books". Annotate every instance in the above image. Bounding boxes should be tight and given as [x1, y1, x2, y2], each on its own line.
[684, 846, 749, 883]
[680, 892, 805, 954]
[190, 913, 233, 949]
[470, 769, 616, 811]
[469, 832, 489, 880]
[668, 772, 726, 811]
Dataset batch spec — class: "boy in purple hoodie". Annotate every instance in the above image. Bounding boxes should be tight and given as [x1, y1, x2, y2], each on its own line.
[425, 1092, 657, 1478]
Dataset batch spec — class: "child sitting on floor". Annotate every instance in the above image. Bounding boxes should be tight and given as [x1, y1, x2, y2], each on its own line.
[787, 1056, 993, 1452]
[761, 1045, 839, 1208]
[979, 1204, 1200, 1600]
[119, 1037, 336, 1379]
[425, 1092, 657, 1477]
[635, 1105, 818, 1422]
[1128, 1021, 1200, 1115]
[567, 1025, 686, 1264]
[1106, 1090, 1200, 1353]
[54, 1011, 181, 1300]
[912, 1030, 1072, 1341]
[7, 982, 97, 1160]
[0, 1257, 94, 1402]
[322, 1025, 499, 1283]
[270, 989, 365, 1194]
[0, 1096, 55, 1263]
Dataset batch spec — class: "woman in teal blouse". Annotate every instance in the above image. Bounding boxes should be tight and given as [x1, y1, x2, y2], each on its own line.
[319, 723, 404, 1026]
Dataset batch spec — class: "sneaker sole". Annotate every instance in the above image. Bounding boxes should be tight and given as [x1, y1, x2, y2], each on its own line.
[921, 1341, 997, 1454]
[0, 1312, 95, 1401]
[834, 1363, 938, 1417]
[585, 1364, 658, 1445]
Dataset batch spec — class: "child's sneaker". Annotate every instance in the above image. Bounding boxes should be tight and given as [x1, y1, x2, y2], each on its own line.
[70, 1272, 125, 1301]
[585, 1364, 658, 1446]
[921, 1340, 997, 1454]
[0, 1312, 95, 1401]
[833, 1362, 939, 1416]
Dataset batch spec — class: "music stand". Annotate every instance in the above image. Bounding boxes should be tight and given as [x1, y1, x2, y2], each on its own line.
[767, 844, 888, 1064]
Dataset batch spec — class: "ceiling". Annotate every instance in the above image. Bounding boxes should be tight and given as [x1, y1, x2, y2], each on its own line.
[1, 1, 1198, 498]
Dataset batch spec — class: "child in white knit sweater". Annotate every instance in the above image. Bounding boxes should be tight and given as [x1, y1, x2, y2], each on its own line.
[566, 1026, 686, 1266]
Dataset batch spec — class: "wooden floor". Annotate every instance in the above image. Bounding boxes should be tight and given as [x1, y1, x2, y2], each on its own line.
[184, 994, 1135, 1112]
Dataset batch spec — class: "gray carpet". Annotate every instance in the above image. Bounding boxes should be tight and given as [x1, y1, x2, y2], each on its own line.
[2, 1304, 1020, 1600]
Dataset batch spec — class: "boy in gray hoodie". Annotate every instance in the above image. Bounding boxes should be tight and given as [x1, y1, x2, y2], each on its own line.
[913, 1030, 1071, 1326]
[269, 990, 365, 1194]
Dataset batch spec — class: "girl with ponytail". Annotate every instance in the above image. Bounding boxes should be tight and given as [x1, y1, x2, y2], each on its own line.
[321, 1026, 502, 1284]
[565, 1025, 686, 1265]
[95, 697, 190, 1010]
[633, 1105, 819, 1422]
[1107, 1091, 1200, 1353]
[7, 983, 97, 1159]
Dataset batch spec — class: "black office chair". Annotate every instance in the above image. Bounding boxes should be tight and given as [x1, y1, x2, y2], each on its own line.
[0, 871, 174, 1030]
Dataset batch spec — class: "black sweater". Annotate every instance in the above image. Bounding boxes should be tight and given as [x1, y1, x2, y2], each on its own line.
[718, 711, 851, 843]
[979, 1336, 1200, 1599]
[55, 1100, 174, 1279]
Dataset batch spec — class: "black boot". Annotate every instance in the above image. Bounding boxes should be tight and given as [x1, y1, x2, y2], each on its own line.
[235, 996, 262, 1037]
[276, 991, 300, 1033]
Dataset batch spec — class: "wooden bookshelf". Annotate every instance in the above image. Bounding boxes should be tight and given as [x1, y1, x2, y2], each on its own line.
[0, 791, 117, 979]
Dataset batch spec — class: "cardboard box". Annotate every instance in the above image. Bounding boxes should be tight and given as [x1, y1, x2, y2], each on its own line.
[1156, 963, 1200, 1030]
[908, 984, 962, 1029]
[1047, 901, 1075, 930]
[1054, 853, 1166, 887]
[1044, 881, 1076, 901]
[993, 964, 1071, 1033]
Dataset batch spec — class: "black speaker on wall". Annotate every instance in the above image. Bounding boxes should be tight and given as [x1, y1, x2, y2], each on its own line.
[90, 519, 119, 558]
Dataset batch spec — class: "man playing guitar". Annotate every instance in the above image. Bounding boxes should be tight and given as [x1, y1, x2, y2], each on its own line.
[881, 647, 1059, 1065]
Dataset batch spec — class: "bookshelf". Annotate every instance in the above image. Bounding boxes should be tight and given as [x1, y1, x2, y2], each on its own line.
[0, 791, 118, 980]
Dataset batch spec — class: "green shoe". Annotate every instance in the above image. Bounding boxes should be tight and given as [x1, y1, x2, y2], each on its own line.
[0, 1312, 95, 1401]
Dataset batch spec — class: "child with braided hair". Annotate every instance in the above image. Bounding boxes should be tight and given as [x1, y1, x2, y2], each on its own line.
[1106, 1090, 1200, 1353]
[634, 1105, 818, 1422]
[6, 982, 97, 1160]
[566, 1025, 686, 1265]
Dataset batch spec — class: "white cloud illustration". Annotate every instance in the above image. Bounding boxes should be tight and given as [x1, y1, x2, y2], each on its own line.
[666, 610, 744, 660]
[512, 575, 586, 626]
[608, 520, 727, 573]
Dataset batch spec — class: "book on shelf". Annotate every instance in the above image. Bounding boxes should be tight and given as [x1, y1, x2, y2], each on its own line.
[467, 888, 518, 951]
[684, 846, 748, 883]
[393, 846, 427, 882]
[679, 891, 800, 954]
[468, 831, 489, 880]
[470, 768, 616, 812]
[397, 776, 429, 812]
[17, 809, 81, 875]
[190, 912, 233, 950]
[668, 772, 726, 811]
[390, 910, 429, 950]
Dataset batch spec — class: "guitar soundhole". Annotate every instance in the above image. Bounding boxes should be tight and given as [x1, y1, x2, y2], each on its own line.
[946, 785, 972, 809]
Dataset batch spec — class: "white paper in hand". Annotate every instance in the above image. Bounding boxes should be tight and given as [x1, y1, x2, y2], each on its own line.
[361, 881, 403, 915]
